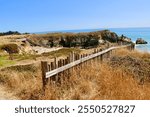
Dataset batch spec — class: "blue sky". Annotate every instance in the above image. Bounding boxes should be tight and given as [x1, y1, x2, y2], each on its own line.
[0, 0, 150, 32]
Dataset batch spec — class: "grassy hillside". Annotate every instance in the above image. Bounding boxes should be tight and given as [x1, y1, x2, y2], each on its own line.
[0, 56, 15, 68]
[0, 49, 150, 100]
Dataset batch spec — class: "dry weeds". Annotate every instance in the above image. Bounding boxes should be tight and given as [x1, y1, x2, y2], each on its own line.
[0, 49, 150, 100]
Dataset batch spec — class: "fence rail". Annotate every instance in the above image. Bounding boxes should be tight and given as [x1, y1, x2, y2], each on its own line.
[41, 44, 135, 89]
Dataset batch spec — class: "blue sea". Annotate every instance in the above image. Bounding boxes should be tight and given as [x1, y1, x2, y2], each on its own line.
[36, 27, 150, 52]
[110, 27, 150, 53]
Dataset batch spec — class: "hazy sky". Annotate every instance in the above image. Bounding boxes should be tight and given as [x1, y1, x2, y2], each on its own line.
[0, 0, 150, 32]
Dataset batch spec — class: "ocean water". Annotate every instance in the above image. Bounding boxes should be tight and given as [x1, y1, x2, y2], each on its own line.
[110, 27, 150, 53]
[36, 27, 150, 52]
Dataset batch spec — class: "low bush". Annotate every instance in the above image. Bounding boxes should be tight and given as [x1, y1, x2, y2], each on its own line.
[0, 44, 19, 54]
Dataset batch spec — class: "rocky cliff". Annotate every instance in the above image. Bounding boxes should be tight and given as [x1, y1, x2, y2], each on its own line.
[28, 30, 132, 48]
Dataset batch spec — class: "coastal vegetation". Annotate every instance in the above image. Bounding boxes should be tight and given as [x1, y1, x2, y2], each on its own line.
[28, 30, 132, 49]
[0, 44, 19, 54]
[0, 31, 29, 36]
[0, 29, 132, 63]
[0, 56, 15, 68]
[0, 31, 21, 36]
[0, 49, 150, 100]
[0, 29, 149, 100]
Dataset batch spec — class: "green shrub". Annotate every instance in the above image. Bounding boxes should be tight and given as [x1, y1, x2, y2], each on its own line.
[0, 31, 21, 36]
[0, 44, 19, 54]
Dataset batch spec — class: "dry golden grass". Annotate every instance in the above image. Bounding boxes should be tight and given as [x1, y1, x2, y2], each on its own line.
[0, 64, 42, 99]
[114, 48, 150, 59]
[40, 62, 150, 100]
[0, 35, 28, 45]
[0, 49, 150, 100]
[111, 49, 150, 83]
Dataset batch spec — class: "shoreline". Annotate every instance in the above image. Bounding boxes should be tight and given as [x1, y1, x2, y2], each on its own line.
[135, 44, 150, 53]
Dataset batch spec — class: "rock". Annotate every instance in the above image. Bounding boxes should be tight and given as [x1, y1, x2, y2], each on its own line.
[29, 30, 133, 48]
[136, 38, 148, 44]
[99, 39, 105, 44]
[122, 38, 132, 43]
[100, 30, 119, 42]
[120, 34, 132, 43]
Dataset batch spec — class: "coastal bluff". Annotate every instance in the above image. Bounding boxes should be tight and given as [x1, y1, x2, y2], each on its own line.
[0, 30, 133, 55]
[29, 30, 133, 48]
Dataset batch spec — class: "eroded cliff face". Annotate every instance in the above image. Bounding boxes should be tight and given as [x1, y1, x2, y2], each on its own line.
[28, 30, 132, 48]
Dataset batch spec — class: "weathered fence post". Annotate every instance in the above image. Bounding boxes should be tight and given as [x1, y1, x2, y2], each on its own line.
[100, 54, 103, 62]
[48, 64, 52, 85]
[59, 59, 63, 84]
[50, 62, 55, 84]
[66, 56, 70, 79]
[132, 43, 135, 50]
[54, 57, 58, 82]
[80, 54, 83, 69]
[94, 49, 97, 54]
[62, 59, 65, 82]
[107, 51, 110, 58]
[41, 61, 48, 91]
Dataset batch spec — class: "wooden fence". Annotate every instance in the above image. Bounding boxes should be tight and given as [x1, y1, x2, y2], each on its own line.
[41, 44, 135, 89]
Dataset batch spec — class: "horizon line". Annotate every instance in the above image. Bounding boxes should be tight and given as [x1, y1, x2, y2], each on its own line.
[32, 26, 150, 34]
[1, 26, 150, 34]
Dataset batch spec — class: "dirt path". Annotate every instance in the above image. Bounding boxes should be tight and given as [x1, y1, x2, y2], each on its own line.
[0, 85, 19, 100]
[32, 47, 63, 54]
